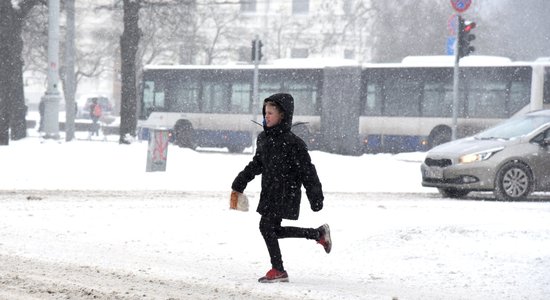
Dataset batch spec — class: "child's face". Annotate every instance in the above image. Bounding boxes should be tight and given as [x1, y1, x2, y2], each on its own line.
[264, 104, 283, 128]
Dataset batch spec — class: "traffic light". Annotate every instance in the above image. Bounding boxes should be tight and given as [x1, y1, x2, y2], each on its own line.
[458, 16, 476, 58]
[251, 39, 263, 62]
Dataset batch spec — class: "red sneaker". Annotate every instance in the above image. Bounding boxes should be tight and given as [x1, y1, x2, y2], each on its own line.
[317, 224, 332, 253]
[258, 268, 289, 283]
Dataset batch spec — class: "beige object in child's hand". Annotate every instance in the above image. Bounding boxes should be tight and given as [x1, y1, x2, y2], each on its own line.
[230, 191, 249, 212]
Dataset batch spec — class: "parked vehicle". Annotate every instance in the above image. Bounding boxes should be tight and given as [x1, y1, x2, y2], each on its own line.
[77, 95, 113, 119]
[421, 110, 550, 201]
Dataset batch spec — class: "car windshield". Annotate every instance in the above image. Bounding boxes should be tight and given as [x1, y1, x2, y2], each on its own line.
[476, 115, 550, 140]
[86, 97, 110, 110]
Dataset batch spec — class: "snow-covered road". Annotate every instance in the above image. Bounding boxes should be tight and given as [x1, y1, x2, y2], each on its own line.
[1, 190, 549, 299]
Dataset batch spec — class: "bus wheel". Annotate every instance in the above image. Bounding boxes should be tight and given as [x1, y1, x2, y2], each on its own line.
[494, 161, 533, 201]
[292, 125, 310, 140]
[174, 120, 195, 149]
[437, 188, 470, 198]
[428, 126, 452, 148]
[292, 126, 314, 148]
[227, 145, 245, 153]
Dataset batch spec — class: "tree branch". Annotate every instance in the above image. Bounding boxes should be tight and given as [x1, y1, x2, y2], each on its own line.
[18, 0, 44, 18]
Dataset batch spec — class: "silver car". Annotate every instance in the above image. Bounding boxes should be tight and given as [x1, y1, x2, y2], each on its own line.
[421, 110, 550, 201]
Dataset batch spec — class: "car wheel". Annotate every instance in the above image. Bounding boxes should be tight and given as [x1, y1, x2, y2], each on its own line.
[173, 120, 195, 149]
[494, 161, 533, 201]
[428, 126, 452, 148]
[437, 188, 470, 198]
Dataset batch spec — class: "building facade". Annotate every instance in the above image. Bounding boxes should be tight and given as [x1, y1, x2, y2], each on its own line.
[178, 0, 374, 65]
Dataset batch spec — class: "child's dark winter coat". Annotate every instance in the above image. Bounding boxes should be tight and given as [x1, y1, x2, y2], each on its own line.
[231, 93, 324, 220]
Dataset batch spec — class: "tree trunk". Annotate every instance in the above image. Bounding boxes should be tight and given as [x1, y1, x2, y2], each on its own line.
[0, 2, 13, 145]
[0, 3, 25, 144]
[8, 47, 27, 141]
[119, 0, 141, 144]
[0, 1, 41, 145]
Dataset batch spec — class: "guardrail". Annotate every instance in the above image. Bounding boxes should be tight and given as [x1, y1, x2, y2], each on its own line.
[27, 120, 119, 135]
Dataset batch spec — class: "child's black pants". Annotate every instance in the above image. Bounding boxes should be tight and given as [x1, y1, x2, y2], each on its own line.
[259, 215, 319, 272]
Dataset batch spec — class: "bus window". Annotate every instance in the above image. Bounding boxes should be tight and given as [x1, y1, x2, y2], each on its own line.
[287, 82, 318, 115]
[170, 81, 199, 113]
[231, 83, 251, 114]
[508, 81, 531, 115]
[466, 81, 508, 118]
[422, 82, 453, 117]
[142, 81, 156, 117]
[142, 80, 167, 117]
[155, 92, 165, 110]
[544, 67, 550, 104]
[203, 82, 230, 113]
[362, 82, 382, 116]
[384, 77, 421, 117]
[260, 82, 281, 98]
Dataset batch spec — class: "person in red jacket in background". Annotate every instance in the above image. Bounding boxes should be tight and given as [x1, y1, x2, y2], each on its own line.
[89, 98, 102, 137]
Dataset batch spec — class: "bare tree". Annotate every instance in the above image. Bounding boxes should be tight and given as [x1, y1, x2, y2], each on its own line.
[139, 0, 245, 65]
[119, 0, 141, 144]
[139, 2, 197, 65]
[368, 0, 550, 63]
[0, 0, 44, 145]
[22, 1, 117, 131]
[267, 7, 318, 60]
[305, 1, 375, 60]
[201, 4, 242, 64]
[21, 4, 47, 76]
[476, 0, 550, 60]
[100, 0, 197, 143]
[244, 1, 375, 62]
[370, 1, 449, 62]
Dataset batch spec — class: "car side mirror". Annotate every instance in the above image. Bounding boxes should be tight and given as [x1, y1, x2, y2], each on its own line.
[541, 137, 550, 147]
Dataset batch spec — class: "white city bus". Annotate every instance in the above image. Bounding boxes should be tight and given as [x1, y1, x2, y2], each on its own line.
[358, 56, 550, 153]
[138, 61, 334, 152]
[138, 57, 550, 154]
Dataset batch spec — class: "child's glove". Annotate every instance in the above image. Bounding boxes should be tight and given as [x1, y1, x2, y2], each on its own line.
[311, 200, 323, 212]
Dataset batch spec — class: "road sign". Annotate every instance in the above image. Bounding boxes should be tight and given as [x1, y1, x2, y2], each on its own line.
[447, 14, 458, 36]
[450, 0, 472, 13]
[447, 37, 456, 55]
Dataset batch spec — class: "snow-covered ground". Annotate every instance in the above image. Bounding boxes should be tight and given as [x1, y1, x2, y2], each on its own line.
[0, 133, 425, 193]
[0, 137, 549, 299]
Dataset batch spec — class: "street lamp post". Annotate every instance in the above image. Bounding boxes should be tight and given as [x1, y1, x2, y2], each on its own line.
[41, 0, 61, 140]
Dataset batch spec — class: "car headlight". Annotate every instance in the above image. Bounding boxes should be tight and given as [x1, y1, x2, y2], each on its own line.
[458, 147, 504, 164]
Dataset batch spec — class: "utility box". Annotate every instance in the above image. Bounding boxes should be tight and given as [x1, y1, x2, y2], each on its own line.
[146, 128, 170, 172]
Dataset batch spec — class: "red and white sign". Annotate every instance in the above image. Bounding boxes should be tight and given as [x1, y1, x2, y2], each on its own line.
[447, 14, 458, 36]
[450, 0, 472, 13]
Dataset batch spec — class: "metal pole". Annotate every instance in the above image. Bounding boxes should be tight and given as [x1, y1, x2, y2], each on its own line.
[263, 0, 270, 48]
[41, 0, 61, 140]
[65, 0, 76, 141]
[251, 36, 260, 153]
[451, 16, 461, 141]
